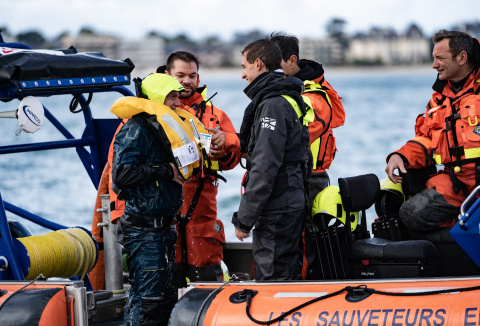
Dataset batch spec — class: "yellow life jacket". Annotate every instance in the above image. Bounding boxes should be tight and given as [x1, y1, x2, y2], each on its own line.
[281, 95, 313, 126]
[174, 108, 218, 170]
[110, 97, 201, 179]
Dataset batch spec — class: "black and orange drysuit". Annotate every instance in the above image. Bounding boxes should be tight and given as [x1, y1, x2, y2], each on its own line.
[175, 84, 240, 284]
[388, 39, 480, 231]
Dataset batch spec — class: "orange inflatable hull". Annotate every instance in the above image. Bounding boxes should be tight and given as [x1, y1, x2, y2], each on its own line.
[171, 277, 480, 325]
[0, 283, 70, 326]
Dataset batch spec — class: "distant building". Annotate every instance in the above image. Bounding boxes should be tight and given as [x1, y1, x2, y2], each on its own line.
[118, 37, 165, 70]
[346, 25, 430, 65]
[299, 37, 344, 66]
[58, 34, 165, 72]
[452, 21, 480, 39]
[59, 33, 120, 60]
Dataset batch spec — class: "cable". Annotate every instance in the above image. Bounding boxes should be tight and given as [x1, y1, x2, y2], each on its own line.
[245, 283, 480, 325]
[0, 274, 45, 312]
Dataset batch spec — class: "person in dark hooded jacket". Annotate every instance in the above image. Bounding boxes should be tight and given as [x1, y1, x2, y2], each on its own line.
[270, 32, 345, 211]
[231, 39, 311, 280]
[270, 32, 346, 280]
[112, 73, 187, 326]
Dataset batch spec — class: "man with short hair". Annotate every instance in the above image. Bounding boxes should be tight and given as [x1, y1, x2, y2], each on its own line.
[270, 32, 345, 209]
[386, 30, 480, 232]
[269, 32, 345, 280]
[157, 51, 240, 284]
[232, 39, 310, 280]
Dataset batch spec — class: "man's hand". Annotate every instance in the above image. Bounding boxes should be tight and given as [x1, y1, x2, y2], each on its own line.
[170, 162, 185, 185]
[235, 227, 250, 241]
[205, 126, 226, 159]
[385, 154, 407, 184]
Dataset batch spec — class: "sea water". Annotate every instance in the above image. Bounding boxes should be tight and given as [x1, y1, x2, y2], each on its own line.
[0, 65, 436, 242]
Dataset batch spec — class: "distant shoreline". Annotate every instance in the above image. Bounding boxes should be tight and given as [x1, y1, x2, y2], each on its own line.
[132, 64, 434, 78]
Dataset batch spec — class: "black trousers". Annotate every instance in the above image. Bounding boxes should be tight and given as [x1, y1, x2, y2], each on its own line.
[252, 209, 304, 280]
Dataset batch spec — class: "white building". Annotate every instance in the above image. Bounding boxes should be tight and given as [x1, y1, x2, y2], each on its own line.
[346, 25, 430, 65]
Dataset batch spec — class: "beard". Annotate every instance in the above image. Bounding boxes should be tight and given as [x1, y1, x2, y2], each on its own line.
[180, 86, 195, 99]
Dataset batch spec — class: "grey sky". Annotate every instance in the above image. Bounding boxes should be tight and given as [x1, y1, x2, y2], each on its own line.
[1, 0, 478, 40]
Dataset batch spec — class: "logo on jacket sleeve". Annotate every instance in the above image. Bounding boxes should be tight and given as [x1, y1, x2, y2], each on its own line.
[261, 117, 276, 130]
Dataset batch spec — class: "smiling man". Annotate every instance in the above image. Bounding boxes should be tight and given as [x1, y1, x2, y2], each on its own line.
[157, 51, 240, 286]
[231, 39, 311, 280]
[385, 29, 480, 232]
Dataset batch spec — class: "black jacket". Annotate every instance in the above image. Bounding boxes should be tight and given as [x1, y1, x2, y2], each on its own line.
[112, 113, 182, 221]
[233, 72, 310, 233]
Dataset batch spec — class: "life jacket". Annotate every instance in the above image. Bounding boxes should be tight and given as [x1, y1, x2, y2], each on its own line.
[301, 78, 345, 171]
[424, 76, 480, 193]
[110, 96, 202, 180]
[180, 86, 220, 171]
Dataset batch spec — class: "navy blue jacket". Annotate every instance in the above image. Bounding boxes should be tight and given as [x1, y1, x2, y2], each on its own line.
[112, 113, 182, 220]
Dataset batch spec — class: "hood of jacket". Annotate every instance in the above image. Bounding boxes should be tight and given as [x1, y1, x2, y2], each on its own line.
[243, 71, 304, 100]
[295, 59, 325, 83]
[239, 71, 305, 153]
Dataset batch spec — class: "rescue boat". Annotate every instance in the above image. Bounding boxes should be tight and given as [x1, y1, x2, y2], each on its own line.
[170, 174, 480, 325]
[1, 32, 480, 326]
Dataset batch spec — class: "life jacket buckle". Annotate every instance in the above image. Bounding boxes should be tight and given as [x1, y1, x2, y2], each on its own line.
[468, 116, 478, 126]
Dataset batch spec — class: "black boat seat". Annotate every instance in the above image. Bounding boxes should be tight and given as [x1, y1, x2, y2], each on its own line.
[338, 173, 380, 212]
[351, 237, 439, 260]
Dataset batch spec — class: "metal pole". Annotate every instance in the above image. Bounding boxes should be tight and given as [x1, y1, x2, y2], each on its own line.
[97, 194, 124, 293]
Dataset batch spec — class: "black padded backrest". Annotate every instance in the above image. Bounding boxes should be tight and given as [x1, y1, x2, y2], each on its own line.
[338, 174, 380, 212]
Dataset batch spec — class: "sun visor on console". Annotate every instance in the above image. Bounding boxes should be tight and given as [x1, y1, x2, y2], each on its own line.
[0, 46, 135, 99]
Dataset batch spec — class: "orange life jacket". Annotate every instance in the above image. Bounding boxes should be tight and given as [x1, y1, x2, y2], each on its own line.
[302, 76, 345, 172]
[395, 65, 480, 195]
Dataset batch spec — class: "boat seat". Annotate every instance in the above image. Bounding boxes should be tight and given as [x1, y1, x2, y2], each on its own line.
[351, 237, 439, 260]
[404, 226, 480, 276]
[338, 173, 380, 238]
[350, 237, 440, 278]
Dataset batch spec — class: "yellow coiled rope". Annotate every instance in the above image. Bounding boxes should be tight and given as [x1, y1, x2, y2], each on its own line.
[17, 227, 97, 280]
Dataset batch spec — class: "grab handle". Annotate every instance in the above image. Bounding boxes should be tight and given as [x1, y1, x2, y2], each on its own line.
[459, 185, 480, 227]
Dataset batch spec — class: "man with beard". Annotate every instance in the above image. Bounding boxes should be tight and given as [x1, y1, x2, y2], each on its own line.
[385, 30, 480, 232]
[157, 51, 240, 285]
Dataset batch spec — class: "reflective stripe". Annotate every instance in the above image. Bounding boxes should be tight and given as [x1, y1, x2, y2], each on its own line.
[207, 160, 219, 170]
[161, 113, 191, 144]
[281, 95, 308, 126]
[300, 96, 315, 124]
[310, 137, 320, 170]
[304, 81, 332, 107]
[465, 147, 480, 159]
[433, 154, 442, 164]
